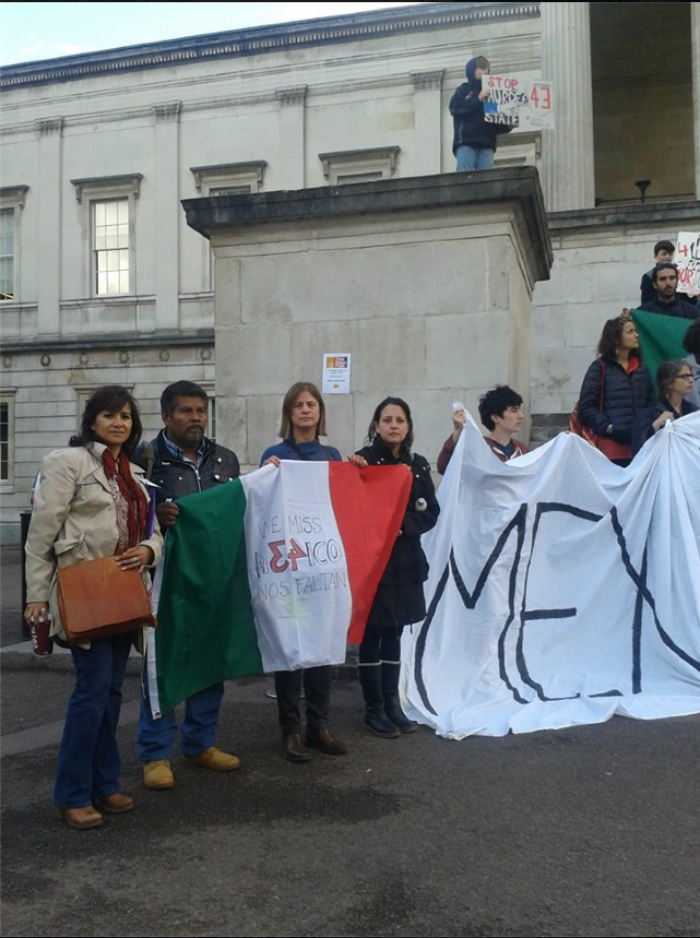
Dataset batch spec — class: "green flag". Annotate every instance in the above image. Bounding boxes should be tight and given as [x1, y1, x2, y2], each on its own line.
[152, 481, 263, 715]
[631, 308, 691, 392]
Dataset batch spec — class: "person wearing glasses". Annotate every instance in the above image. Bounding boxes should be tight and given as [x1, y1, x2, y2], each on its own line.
[631, 360, 698, 456]
[681, 319, 700, 409]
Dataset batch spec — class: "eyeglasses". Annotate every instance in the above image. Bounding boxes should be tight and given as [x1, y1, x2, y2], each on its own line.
[675, 373, 694, 381]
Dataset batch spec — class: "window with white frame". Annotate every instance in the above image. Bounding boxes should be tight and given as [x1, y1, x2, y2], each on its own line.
[93, 199, 130, 296]
[319, 147, 400, 186]
[71, 174, 141, 299]
[0, 186, 28, 302]
[0, 208, 14, 300]
[0, 392, 15, 485]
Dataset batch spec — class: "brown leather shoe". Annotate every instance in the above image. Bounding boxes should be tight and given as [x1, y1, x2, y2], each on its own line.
[60, 806, 103, 830]
[283, 733, 310, 763]
[305, 727, 348, 756]
[95, 792, 134, 814]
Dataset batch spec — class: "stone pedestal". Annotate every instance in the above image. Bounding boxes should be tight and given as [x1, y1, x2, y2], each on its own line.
[183, 169, 552, 469]
[541, 2, 595, 212]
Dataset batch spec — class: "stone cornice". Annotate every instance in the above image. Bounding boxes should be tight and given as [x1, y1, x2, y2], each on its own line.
[274, 85, 308, 106]
[70, 173, 144, 203]
[154, 101, 181, 121]
[0, 185, 30, 208]
[547, 200, 700, 231]
[0, 3, 540, 89]
[0, 329, 215, 355]
[190, 162, 267, 192]
[318, 146, 401, 179]
[36, 117, 64, 135]
[411, 69, 445, 91]
[183, 167, 552, 283]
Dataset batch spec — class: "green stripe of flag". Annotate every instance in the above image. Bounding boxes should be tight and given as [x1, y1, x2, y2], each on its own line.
[631, 308, 692, 392]
[155, 480, 263, 714]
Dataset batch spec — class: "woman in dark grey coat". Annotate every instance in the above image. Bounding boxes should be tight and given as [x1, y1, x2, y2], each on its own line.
[578, 317, 655, 467]
[355, 397, 440, 737]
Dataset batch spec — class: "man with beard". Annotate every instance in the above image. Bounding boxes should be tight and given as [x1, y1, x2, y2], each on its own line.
[639, 264, 699, 320]
[136, 381, 241, 790]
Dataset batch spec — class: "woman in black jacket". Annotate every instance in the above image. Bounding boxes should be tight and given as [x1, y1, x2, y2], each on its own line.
[355, 397, 440, 738]
[578, 317, 655, 467]
[632, 359, 698, 455]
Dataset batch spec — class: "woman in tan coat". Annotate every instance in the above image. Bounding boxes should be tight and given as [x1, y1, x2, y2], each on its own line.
[24, 386, 162, 830]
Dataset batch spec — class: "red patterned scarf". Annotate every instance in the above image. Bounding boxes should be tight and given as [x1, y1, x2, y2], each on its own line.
[102, 449, 148, 549]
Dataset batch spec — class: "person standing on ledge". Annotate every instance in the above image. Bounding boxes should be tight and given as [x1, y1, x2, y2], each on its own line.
[449, 56, 514, 172]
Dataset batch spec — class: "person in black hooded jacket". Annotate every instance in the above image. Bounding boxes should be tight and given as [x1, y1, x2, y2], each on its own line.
[449, 55, 514, 171]
[577, 317, 655, 467]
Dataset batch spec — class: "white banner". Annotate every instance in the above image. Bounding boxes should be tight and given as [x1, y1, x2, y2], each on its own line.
[241, 462, 352, 671]
[402, 413, 700, 738]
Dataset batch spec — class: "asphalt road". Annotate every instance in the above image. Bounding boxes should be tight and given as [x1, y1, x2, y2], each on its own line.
[1, 546, 699, 938]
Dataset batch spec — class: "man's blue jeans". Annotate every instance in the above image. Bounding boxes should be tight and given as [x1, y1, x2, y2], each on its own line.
[53, 633, 132, 808]
[137, 671, 224, 761]
[456, 145, 495, 171]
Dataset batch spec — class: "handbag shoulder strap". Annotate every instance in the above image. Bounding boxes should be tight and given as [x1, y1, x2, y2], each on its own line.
[597, 359, 606, 411]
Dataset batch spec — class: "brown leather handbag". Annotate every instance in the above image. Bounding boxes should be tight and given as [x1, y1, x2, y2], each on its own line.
[56, 556, 156, 645]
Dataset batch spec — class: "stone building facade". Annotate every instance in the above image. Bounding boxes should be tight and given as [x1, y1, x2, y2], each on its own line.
[1, 1, 699, 538]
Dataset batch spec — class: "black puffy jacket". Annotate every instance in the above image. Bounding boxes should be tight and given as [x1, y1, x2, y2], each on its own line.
[578, 357, 655, 446]
[355, 438, 440, 628]
[135, 429, 240, 502]
[449, 57, 513, 154]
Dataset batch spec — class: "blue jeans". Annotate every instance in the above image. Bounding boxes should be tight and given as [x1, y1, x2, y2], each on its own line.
[53, 633, 132, 809]
[137, 672, 224, 761]
[456, 146, 495, 171]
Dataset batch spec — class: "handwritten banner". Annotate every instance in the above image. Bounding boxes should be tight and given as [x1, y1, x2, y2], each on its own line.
[675, 231, 700, 297]
[483, 74, 554, 130]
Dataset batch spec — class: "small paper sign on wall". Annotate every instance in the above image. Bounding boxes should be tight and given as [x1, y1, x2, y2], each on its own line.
[322, 353, 351, 394]
[483, 74, 554, 130]
[675, 232, 700, 297]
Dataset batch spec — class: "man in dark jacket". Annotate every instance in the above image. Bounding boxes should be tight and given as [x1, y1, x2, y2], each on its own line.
[639, 264, 699, 320]
[449, 55, 514, 171]
[136, 380, 241, 791]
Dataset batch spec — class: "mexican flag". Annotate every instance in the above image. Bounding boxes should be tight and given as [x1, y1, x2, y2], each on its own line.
[147, 461, 412, 715]
[631, 308, 692, 391]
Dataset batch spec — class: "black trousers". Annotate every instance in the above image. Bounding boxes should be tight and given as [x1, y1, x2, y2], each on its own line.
[274, 666, 331, 736]
[358, 624, 402, 664]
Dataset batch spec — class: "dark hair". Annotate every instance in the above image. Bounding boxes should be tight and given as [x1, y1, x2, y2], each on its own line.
[682, 319, 700, 357]
[160, 380, 208, 418]
[70, 385, 143, 454]
[651, 262, 678, 284]
[653, 240, 675, 257]
[478, 385, 523, 431]
[656, 359, 689, 401]
[365, 396, 414, 451]
[597, 317, 639, 361]
[279, 382, 327, 439]
[474, 55, 490, 71]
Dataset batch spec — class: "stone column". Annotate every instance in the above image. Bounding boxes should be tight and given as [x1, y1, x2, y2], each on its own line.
[540, 2, 595, 212]
[275, 86, 307, 189]
[153, 102, 181, 331]
[36, 118, 63, 334]
[692, 3, 700, 199]
[411, 70, 444, 175]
